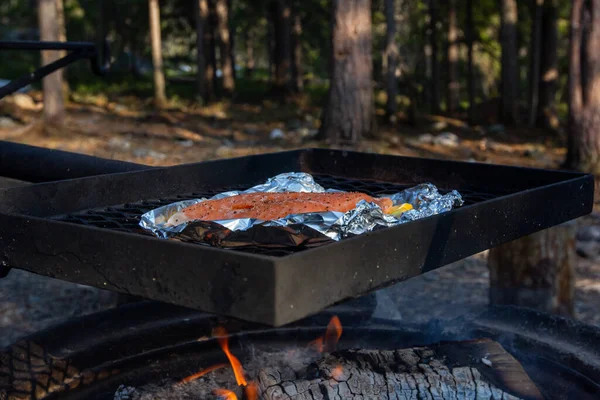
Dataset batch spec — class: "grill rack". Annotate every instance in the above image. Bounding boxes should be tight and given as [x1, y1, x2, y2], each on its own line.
[53, 174, 499, 257]
[0, 148, 592, 326]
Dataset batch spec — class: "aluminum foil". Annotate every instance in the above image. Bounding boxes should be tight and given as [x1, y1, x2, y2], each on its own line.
[139, 172, 463, 249]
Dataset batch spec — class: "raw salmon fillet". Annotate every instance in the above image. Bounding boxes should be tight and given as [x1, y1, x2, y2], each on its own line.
[167, 192, 393, 225]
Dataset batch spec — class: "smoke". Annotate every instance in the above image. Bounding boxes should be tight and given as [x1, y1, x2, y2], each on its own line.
[373, 288, 403, 321]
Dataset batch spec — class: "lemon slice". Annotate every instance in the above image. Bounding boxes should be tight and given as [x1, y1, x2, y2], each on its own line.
[387, 203, 413, 217]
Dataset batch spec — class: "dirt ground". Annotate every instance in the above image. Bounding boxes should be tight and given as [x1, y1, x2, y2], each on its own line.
[0, 94, 599, 348]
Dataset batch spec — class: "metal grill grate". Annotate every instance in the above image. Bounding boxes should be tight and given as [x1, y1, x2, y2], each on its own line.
[52, 175, 499, 257]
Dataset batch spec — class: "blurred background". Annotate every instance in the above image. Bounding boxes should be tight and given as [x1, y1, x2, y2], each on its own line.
[0, 0, 599, 346]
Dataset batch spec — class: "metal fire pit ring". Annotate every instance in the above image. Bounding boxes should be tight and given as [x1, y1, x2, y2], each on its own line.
[0, 302, 599, 400]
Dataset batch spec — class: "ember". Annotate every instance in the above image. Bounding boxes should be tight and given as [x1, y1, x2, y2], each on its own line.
[179, 363, 227, 384]
[213, 388, 237, 400]
[330, 365, 343, 381]
[309, 315, 343, 353]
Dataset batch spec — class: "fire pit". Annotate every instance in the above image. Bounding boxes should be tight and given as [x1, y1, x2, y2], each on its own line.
[1, 301, 599, 400]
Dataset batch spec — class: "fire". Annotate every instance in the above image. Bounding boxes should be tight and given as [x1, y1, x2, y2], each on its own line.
[244, 381, 259, 400]
[331, 365, 344, 380]
[324, 316, 343, 351]
[213, 388, 238, 400]
[179, 363, 227, 384]
[214, 326, 248, 386]
[309, 316, 343, 353]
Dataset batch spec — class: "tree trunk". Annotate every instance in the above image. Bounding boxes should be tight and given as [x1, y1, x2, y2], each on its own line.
[537, 0, 559, 129]
[429, 0, 440, 113]
[38, 0, 65, 126]
[227, 0, 235, 84]
[148, 0, 167, 108]
[204, 0, 217, 101]
[566, 0, 600, 174]
[273, 0, 292, 94]
[499, 0, 519, 125]
[319, 0, 375, 145]
[195, 0, 208, 101]
[384, 0, 399, 120]
[466, 0, 475, 124]
[488, 224, 576, 316]
[267, 6, 275, 83]
[258, 339, 542, 400]
[55, 0, 69, 97]
[528, 0, 544, 126]
[245, 29, 255, 78]
[424, 14, 432, 109]
[447, 0, 459, 114]
[291, 10, 303, 92]
[215, 0, 234, 96]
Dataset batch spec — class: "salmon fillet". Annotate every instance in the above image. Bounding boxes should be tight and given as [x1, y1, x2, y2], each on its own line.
[167, 192, 393, 225]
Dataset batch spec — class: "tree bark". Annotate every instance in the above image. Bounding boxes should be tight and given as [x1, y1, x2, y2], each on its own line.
[195, 0, 208, 101]
[537, 0, 558, 129]
[245, 29, 255, 78]
[528, 0, 544, 127]
[258, 339, 542, 400]
[466, 0, 475, 124]
[319, 0, 375, 145]
[429, 0, 440, 113]
[384, 0, 399, 120]
[273, 0, 292, 94]
[500, 0, 519, 125]
[215, 0, 234, 96]
[38, 0, 65, 126]
[488, 224, 576, 316]
[447, 0, 459, 114]
[566, 0, 600, 174]
[148, 0, 167, 108]
[291, 9, 303, 92]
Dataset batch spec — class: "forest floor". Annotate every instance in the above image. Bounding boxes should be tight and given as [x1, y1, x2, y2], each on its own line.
[1, 91, 599, 348]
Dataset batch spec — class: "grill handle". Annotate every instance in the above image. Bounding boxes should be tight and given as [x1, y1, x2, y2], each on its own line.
[0, 40, 111, 99]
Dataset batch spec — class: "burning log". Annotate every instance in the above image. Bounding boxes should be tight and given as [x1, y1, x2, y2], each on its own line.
[257, 339, 543, 400]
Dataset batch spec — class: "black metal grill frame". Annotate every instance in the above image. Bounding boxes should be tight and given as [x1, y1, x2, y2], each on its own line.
[0, 148, 593, 326]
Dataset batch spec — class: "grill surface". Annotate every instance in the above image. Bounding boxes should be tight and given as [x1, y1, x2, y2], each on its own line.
[0, 148, 593, 326]
[53, 174, 499, 257]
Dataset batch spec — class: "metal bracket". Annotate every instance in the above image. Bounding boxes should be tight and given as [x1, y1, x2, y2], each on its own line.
[0, 40, 110, 99]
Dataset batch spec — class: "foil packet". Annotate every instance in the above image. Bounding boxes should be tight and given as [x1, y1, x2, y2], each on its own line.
[139, 172, 464, 249]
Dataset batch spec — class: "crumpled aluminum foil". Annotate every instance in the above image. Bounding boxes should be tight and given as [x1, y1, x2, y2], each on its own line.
[139, 172, 463, 249]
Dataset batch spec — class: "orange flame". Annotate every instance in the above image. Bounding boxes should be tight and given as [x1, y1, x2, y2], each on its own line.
[331, 365, 343, 381]
[309, 316, 343, 353]
[244, 381, 259, 400]
[214, 326, 248, 386]
[308, 337, 324, 353]
[324, 316, 343, 351]
[179, 363, 227, 384]
[213, 388, 238, 400]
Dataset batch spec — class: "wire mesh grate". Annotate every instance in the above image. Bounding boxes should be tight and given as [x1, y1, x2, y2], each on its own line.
[52, 174, 500, 257]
